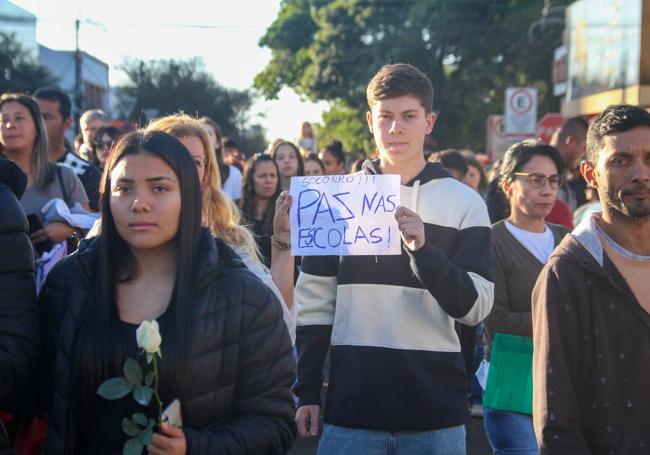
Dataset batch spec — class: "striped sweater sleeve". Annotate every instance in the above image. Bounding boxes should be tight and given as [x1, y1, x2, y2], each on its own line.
[294, 255, 338, 407]
[406, 191, 494, 325]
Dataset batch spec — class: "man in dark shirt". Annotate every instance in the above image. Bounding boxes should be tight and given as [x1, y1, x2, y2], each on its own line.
[34, 87, 101, 211]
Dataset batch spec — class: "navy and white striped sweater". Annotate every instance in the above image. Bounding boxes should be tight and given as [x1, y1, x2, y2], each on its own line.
[294, 160, 494, 431]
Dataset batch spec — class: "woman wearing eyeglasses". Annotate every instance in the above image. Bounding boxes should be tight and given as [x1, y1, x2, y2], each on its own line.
[482, 140, 569, 455]
[89, 125, 121, 171]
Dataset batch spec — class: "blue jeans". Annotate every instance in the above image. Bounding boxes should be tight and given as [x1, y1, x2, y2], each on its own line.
[317, 423, 466, 455]
[483, 407, 538, 454]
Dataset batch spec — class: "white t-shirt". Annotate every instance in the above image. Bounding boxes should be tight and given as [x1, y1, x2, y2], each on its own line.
[222, 165, 242, 202]
[505, 220, 555, 264]
[297, 137, 317, 154]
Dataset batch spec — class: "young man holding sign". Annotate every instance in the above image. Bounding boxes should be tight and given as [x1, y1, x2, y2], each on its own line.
[294, 63, 494, 453]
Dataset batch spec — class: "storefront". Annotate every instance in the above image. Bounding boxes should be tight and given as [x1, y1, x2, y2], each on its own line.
[562, 0, 650, 116]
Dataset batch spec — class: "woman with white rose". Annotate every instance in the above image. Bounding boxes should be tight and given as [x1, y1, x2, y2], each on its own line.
[38, 131, 296, 454]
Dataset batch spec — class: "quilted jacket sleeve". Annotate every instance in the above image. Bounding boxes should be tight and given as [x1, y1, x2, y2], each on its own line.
[0, 185, 39, 406]
[184, 279, 296, 454]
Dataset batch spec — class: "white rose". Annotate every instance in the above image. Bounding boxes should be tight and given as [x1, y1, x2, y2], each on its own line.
[136, 320, 162, 354]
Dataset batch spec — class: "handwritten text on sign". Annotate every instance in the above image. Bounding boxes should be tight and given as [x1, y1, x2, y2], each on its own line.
[290, 174, 401, 256]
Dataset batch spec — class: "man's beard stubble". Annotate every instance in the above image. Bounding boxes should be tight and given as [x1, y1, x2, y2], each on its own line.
[604, 184, 650, 221]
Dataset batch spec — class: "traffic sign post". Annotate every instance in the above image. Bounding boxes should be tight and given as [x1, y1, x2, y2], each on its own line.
[505, 87, 538, 137]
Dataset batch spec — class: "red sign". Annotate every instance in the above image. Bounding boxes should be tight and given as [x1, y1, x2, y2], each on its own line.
[486, 115, 509, 161]
[536, 114, 564, 145]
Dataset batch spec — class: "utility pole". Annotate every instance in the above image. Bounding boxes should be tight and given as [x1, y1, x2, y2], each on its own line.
[74, 18, 83, 135]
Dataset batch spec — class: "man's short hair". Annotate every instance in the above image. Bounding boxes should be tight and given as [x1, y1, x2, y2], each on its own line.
[586, 104, 650, 162]
[80, 109, 108, 126]
[429, 149, 468, 178]
[33, 87, 72, 120]
[366, 63, 434, 113]
[556, 116, 589, 142]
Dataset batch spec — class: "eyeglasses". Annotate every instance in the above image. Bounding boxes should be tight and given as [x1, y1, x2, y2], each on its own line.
[512, 172, 562, 189]
[95, 140, 114, 149]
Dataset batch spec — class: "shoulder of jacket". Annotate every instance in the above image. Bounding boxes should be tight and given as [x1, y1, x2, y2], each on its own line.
[42, 253, 83, 294]
[0, 184, 28, 235]
[546, 238, 591, 275]
[418, 177, 485, 208]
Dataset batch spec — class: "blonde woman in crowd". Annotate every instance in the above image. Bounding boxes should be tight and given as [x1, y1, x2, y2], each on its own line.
[146, 114, 296, 342]
[198, 116, 243, 203]
[297, 121, 317, 155]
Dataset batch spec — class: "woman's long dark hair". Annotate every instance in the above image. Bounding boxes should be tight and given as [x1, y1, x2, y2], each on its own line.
[74, 130, 202, 410]
[271, 140, 304, 177]
[239, 154, 281, 236]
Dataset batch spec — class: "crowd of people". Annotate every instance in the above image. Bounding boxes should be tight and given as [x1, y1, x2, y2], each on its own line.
[0, 62, 648, 455]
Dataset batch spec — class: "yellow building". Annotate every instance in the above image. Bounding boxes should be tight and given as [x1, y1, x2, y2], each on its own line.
[562, 0, 650, 116]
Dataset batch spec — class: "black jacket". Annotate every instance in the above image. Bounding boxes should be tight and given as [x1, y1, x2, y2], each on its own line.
[38, 230, 296, 454]
[0, 177, 39, 406]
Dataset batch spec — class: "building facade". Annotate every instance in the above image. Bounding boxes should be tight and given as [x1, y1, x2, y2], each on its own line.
[562, 0, 650, 116]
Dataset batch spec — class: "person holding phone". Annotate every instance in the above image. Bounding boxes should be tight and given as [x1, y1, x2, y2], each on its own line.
[0, 94, 88, 252]
[38, 131, 296, 454]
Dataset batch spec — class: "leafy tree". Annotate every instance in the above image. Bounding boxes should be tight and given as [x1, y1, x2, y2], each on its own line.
[117, 57, 265, 149]
[0, 33, 57, 94]
[256, 0, 570, 152]
[315, 100, 373, 157]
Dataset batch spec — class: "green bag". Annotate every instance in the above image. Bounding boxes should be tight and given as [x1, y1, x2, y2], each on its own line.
[483, 333, 533, 415]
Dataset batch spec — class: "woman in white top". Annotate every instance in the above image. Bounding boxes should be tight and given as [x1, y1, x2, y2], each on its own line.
[297, 121, 317, 155]
[482, 140, 569, 455]
[199, 116, 243, 203]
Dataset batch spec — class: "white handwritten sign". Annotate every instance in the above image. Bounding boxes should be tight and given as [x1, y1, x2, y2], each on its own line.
[289, 174, 401, 256]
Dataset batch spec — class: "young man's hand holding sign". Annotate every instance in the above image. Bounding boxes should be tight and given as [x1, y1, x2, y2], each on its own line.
[395, 206, 425, 251]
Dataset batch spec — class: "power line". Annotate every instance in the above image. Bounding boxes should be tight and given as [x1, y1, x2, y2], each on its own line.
[34, 17, 267, 30]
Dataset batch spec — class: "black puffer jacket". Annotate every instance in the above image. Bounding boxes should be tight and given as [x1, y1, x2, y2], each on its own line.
[38, 230, 296, 454]
[0, 177, 39, 406]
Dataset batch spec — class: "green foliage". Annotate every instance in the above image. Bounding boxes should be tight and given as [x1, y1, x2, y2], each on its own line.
[123, 358, 143, 385]
[256, 0, 571, 151]
[97, 354, 162, 454]
[122, 416, 154, 455]
[315, 100, 373, 155]
[132, 413, 149, 427]
[0, 33, 57, 94]
[122, 418, 141, 437]
[117, 57, 266, 150]
[133, 386, 153, 406]
[97, 377, 133, 400]
[123, 436, 144, 455]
